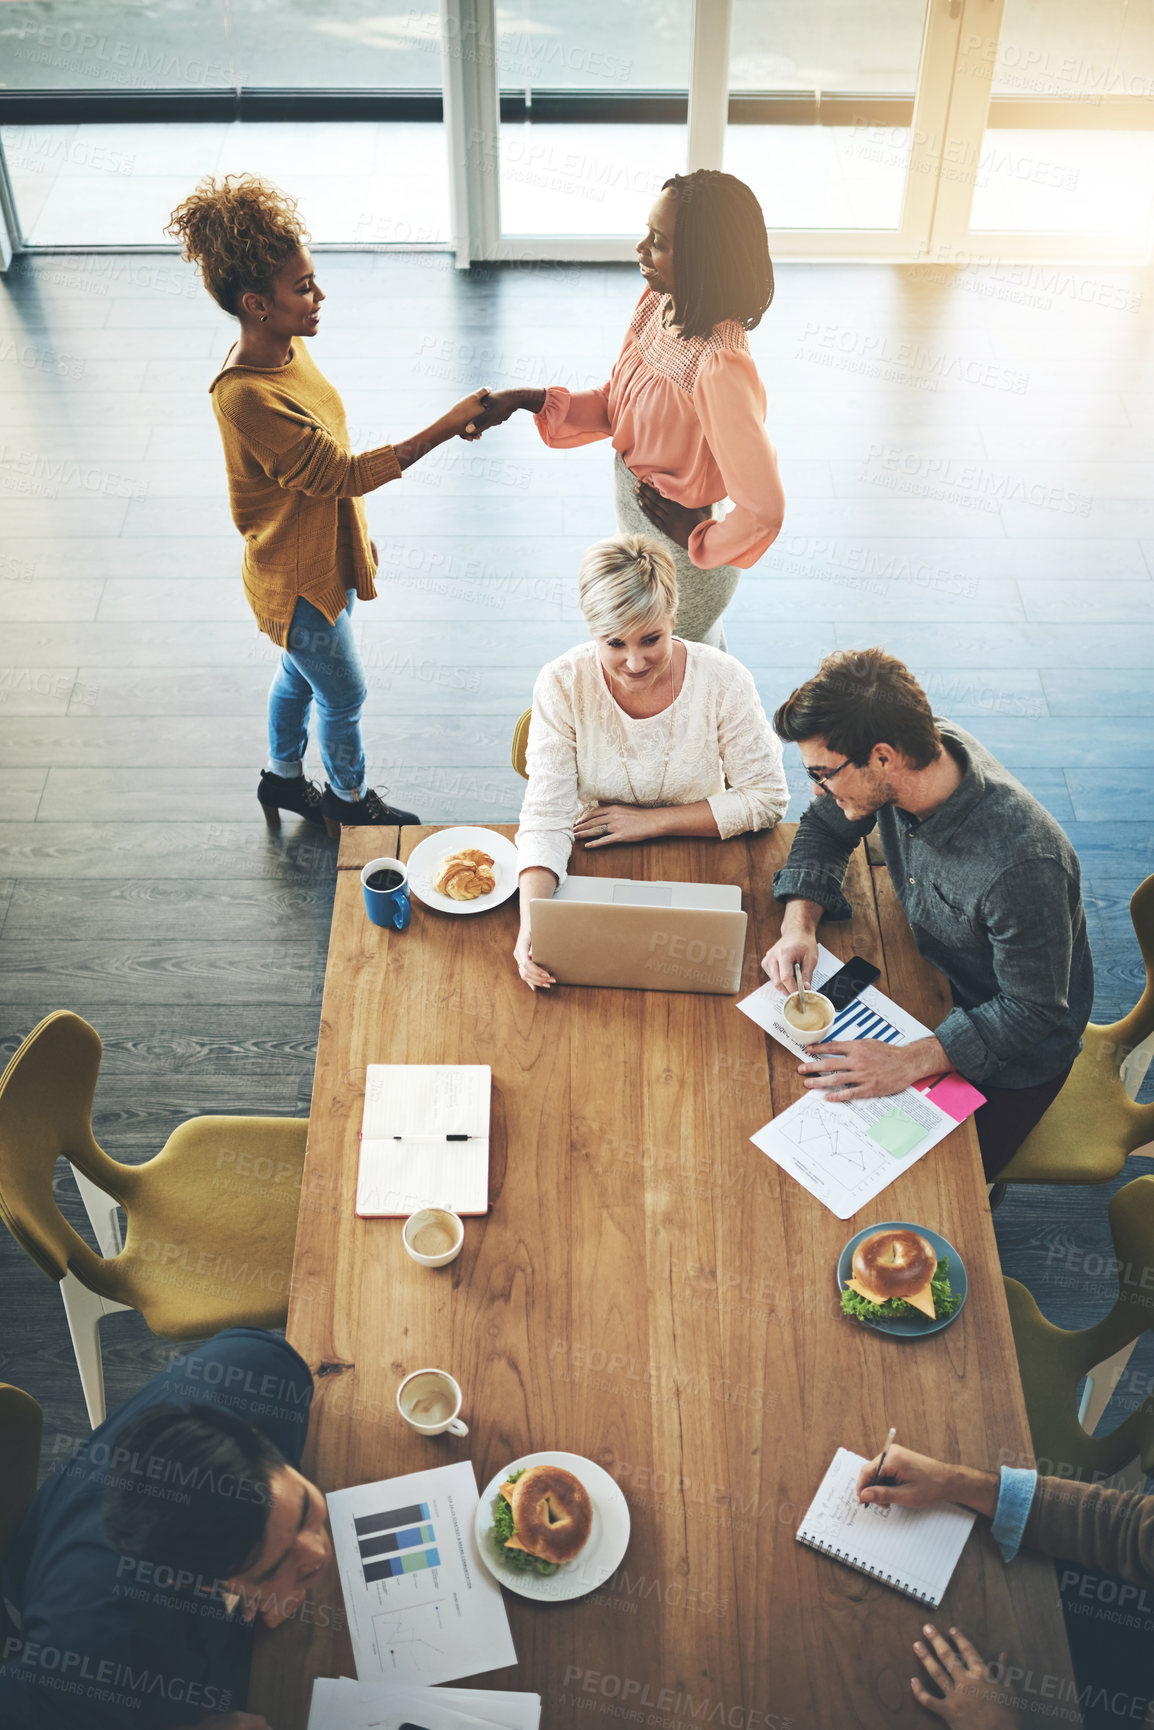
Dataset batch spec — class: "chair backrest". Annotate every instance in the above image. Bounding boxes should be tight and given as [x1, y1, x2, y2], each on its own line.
[511, 707, 532, 780]
[0, 1013, 124, 1289]
[1005, 1174, 1154, 1478]
[1001, 873, 1154, 1183]
[1108, 873, 1154, 1061]
[0, 1384, 43, 1562]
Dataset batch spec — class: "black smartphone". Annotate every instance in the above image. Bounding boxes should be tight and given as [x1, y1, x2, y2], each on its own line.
[823, 955, 881, 1012]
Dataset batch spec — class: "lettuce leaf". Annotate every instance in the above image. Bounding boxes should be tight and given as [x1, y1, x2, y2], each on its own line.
[490, 1467, 561, 1575]
[840, 1257, 962, 1324]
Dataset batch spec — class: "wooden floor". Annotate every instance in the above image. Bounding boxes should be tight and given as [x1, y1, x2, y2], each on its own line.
[1, 249, 1153, 1493]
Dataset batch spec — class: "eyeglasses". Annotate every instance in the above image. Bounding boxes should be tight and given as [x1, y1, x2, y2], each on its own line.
[805, 756, 854, 789]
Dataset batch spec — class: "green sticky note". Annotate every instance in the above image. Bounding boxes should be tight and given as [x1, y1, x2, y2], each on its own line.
[867, 1109, 924, 1159]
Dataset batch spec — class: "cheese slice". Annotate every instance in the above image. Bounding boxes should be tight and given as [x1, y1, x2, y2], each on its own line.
[844, 1276, 937, 1319]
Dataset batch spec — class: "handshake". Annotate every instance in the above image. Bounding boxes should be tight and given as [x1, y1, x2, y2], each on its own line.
[451, 386, 545, 441]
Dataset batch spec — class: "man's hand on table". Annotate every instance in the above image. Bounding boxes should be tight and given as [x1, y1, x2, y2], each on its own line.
[909, 1626, 1019, 1730]
[855, 1444, 999, 1517]
[800, 1033, 950, 1102]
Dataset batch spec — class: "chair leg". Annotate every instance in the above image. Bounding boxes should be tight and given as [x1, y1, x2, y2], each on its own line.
[1078, 1337, 1141, 1435]
[60, 1271, 109, 1428]
[70, 1163, 124, 1259]
[1121, 1034, 1154, 1103]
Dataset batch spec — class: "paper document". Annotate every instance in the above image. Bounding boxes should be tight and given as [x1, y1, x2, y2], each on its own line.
[357, 1065, 491, 1216]
[328, 1462, 516, 1686]
[738, 944, 933, 1059]
[307, 1678, 541, 1730]
[739, 946, 984, 1218]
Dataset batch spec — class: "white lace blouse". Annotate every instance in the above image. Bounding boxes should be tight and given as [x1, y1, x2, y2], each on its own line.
[516, 640, 789, 885]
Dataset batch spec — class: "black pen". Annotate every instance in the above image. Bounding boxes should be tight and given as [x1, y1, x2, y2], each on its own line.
[391, 1133, 478, 1142]
[869, 1425, 897, 1487]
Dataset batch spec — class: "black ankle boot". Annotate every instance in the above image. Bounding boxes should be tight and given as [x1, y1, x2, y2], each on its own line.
[258, 770, 327, 829]
[321, 784, 421, 840]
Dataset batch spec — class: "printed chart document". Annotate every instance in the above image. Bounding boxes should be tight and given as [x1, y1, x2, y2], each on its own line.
[357, 1065, 491, 1217]
[307, 1678, 541, 1730]
[328, 1461, 515, 1685]
[738, 943, 933, 1058]
[797, 1448, 975, 1606]
[739, 947, 985, 1218]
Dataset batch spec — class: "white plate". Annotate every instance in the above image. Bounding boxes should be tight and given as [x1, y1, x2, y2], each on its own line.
[405, 827, 518, 916]
[473, 1451, 631, 1603]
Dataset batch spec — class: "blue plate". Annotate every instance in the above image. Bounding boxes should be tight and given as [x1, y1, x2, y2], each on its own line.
[837, 1220, 967, 1339]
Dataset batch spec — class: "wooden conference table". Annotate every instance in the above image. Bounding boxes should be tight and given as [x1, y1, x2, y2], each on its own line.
[251, 822, 1072, 1730]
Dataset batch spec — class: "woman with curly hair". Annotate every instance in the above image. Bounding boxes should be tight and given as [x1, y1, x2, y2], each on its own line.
[167, 174, 490, 834]
[469, 171, 784, 652]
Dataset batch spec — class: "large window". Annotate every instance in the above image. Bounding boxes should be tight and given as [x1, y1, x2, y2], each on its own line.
[1, 0, 1152, 261]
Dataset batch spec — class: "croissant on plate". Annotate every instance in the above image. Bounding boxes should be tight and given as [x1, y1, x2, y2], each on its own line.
[434, 848, 496, 901]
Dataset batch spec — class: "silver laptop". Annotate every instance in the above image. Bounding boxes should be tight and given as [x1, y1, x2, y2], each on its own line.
[530, 877, 747, 994]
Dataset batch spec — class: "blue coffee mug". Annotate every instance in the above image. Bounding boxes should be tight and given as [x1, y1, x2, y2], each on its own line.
[361, 857, 411, 931]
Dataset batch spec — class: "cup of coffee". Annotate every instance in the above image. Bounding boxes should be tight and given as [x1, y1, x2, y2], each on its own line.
[783, 990, 835, 1045]
[362, 856, 410, 931]
[403, 1207, 464, 1268]
[396, 1368, 468, 1437]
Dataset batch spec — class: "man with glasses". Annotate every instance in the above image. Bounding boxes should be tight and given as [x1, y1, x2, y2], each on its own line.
[762, 647, 1093, 1179]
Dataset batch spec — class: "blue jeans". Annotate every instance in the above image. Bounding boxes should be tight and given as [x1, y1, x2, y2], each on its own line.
[267, 590, 367, 800]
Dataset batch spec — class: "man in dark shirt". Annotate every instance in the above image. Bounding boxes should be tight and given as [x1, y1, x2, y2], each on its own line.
[763, 648, 1093, 1177]
[0, 1328, 328, 1729]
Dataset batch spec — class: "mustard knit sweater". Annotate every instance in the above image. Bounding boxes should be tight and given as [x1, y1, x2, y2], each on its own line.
[209, 341, 401, 645]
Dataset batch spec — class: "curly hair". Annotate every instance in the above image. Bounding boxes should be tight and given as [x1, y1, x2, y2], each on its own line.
[660, 170, 774, 340]
[166, 174, 309, 317]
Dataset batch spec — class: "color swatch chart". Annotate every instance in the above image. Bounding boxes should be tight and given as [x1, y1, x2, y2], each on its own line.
[355, 1501, 441, 1584]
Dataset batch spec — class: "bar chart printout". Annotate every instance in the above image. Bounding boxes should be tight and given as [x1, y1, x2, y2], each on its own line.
[355, 1502, 440, 1584]
[328, 1461, 516, 1685]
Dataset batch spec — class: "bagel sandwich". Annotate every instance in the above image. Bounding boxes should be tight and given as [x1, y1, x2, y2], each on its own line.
[491, 1464, 593, 1575]
[840, 1228, 963, 1325]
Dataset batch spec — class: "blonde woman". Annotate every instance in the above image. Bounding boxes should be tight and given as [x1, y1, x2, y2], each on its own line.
[167, 175, 490, 835]
[514, 534, 789, 989]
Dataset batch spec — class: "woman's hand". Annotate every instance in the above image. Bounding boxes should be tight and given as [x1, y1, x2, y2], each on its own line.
[574, 804, 668, 848]
[910, 1626, 1018, 1729]
[441, 387, 492, 441]
[514, 924, 556, 991]
[636, 480, 712, 551]
[464, 387, 544, 437]
[856, 1445, 1000, 1517]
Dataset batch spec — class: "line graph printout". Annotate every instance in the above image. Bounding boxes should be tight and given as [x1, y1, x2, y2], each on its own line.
[752, 1086, 953, 1219]
[328, 1462, 515, 1685]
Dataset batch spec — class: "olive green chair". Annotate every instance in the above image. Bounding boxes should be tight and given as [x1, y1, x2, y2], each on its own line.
[511, 707, 532, 780]
[1005, 1174, 1154, 1485]
[0, 1384, 42, 1563]
[997, 873, 1154, 1186]
[0, 1012, 308, 1429]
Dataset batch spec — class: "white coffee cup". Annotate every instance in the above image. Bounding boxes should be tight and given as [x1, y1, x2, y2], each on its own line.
[403, 1206, 464, 1268]
[397, 1368, 468, 1437]
[783, 990, 836, 1046]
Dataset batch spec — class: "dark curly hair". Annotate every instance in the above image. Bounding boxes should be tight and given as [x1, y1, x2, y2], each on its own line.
[661, 170, 774, 340]
[166, 174, 309, 317]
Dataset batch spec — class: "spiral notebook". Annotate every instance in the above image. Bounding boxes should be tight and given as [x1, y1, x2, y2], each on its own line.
[796, 1449, 976, 1607]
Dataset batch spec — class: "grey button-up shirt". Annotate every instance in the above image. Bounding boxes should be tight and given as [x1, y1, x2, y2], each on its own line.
[772, 720, 1093, 1089]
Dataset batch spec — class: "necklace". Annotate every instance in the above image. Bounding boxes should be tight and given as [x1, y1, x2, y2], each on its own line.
[610, 653, 677, 806]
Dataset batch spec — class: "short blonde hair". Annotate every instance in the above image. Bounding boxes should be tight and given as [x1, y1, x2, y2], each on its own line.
[578, 535, 678, 639]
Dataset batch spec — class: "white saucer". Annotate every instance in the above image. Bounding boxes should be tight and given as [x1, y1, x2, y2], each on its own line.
[473, 1450, 631, 1602]
[405, 827, 518, 916]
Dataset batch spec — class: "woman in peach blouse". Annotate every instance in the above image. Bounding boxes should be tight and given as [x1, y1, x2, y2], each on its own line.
[472, 170, 785, 650]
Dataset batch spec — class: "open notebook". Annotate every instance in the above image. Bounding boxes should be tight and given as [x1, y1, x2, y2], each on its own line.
[356, 1064, 491, 1217]
[797, 1448, 976, 1607]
